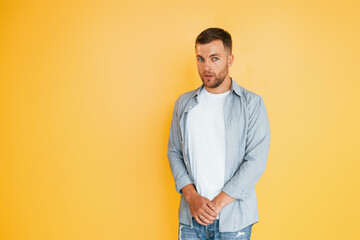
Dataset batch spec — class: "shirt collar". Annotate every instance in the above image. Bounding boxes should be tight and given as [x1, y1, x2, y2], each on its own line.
[191, 77, 243, 99]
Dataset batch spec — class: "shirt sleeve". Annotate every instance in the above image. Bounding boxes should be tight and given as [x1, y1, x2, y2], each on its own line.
[167, 98, 194, 194]
[222, 95, 271, 201]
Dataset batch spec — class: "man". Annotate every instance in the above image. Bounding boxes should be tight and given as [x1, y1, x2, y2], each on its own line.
[167, 27, 270, 240]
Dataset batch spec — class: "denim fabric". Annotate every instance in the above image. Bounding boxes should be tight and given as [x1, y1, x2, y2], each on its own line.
[167, 77, 271, 232]
[178, 217, 253, 240]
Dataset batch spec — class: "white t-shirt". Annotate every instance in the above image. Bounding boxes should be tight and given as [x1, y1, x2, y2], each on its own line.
[185, 86, 230, 218]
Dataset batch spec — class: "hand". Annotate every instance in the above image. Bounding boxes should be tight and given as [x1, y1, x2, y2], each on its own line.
[211, 191, 236, 215]
[187, 194, 218, 225]
[211, 197, 225, 215]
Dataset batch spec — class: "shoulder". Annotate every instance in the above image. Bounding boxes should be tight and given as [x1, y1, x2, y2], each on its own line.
[237, 84, 264, 108]
[234, 84, 267, 119]
[231, 79, 264, 107]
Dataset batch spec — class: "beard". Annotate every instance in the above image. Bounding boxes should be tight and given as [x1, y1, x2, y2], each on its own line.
[200, 68, 228, 88]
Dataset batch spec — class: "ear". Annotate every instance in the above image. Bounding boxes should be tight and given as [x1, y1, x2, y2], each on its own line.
[228, 54, 234, 67]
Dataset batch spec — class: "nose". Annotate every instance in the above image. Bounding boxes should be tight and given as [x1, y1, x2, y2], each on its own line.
[203, 59, 211, 71]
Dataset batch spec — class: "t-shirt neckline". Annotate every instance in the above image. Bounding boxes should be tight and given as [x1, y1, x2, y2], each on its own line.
[203, 86, 230, 97]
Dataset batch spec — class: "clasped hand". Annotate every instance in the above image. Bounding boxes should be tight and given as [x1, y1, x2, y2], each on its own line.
[187, 194, 222, 226]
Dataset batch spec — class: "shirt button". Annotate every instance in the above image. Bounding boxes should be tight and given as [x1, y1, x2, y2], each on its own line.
[189, 106, 192, 109]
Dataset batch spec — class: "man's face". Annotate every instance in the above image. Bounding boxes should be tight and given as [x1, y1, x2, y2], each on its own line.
[195, 39, 233, 88]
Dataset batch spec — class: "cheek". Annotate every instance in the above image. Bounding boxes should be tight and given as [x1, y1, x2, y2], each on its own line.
[220, 62, 228, 72]
[214, 62, 226, 73]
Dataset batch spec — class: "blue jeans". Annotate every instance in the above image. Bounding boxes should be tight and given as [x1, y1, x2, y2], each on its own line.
[178, 217, 253, 240]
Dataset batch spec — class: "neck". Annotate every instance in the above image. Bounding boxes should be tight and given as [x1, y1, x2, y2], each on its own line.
[205, 75, 232, 94]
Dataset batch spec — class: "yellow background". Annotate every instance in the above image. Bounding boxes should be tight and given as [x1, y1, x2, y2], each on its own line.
[1, 0, 359, 239]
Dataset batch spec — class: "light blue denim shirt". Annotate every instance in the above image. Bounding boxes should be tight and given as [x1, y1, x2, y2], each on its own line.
[167, 77, 271, 232]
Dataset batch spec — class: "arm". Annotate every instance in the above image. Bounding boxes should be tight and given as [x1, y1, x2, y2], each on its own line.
[221, 96, 271, 202]
[167, 99, 217, 225]
[167, 98, 194, 194]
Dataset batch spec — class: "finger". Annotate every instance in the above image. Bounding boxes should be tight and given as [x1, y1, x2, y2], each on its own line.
[207, 201, 216, 212]
[204, 198, 216, 212]
[204, 202, 217, 216]
[199, 210, 215, 223]
[195, 215, 209, 226]
[203, 206, 217, 218]
[198, 213, 212, 225]
[201, 210, 215, 221]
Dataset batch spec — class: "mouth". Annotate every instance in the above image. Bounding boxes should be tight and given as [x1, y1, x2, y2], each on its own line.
[204, 74, 213, 78]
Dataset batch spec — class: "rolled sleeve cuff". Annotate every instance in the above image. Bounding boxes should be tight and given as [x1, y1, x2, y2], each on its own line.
[222, 183, 248, 201]
[175, 175, 194, 194]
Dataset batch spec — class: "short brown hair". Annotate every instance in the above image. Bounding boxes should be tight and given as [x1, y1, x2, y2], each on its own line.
[195, 27, 232, 54]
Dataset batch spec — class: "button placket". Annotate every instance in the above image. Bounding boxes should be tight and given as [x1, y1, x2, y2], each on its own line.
[179, 96, 199, 185]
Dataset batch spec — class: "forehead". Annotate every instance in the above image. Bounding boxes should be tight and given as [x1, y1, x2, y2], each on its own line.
[195, 39, 226, 55]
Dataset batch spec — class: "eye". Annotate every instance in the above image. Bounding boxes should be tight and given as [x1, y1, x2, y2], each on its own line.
[198, 57, 204, 62]
[213, 57, 219, 61]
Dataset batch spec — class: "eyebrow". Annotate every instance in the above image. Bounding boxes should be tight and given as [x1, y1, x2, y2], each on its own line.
[196, 53, 220, 58]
